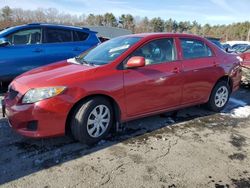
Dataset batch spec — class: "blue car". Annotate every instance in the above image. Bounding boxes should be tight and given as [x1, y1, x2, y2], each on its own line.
[0, 23, 100, 86]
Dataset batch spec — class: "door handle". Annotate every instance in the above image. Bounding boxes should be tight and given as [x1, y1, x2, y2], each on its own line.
[172, 67, 180, 73]
[33, 48, 43, 53]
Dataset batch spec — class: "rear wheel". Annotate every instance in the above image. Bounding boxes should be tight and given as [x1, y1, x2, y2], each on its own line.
[71, 97, 113, 145]
[207, 81, 230, 112]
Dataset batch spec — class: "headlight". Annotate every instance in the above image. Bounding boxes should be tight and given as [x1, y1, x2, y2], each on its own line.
[22, 86, 66, 104]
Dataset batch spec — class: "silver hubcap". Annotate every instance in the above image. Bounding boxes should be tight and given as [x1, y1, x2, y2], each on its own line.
[87, 105, 111, 138]
[215, 86, 229, 108]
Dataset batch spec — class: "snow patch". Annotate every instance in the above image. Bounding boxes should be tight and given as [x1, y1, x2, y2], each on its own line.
[222, 97, 250, 118]
[230, 106, 250, 118]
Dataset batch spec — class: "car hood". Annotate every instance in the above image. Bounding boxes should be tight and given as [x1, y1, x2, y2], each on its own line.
[14, 59, 98, 89]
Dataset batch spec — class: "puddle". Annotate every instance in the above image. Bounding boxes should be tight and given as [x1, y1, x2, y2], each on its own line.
[229, 134, 246, 150]
[228, 153, 246, 161]
[231, 177, 250, 188]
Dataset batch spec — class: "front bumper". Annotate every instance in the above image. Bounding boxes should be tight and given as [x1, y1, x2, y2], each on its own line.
[4, 94, 72, 138]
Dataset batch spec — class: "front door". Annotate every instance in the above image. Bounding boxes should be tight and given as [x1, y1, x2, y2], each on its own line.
[123, 38, 183, 117]
[0, 27, 46, 81]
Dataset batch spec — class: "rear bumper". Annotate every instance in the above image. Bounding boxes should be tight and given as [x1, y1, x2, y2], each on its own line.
[231, 70, 241, 92]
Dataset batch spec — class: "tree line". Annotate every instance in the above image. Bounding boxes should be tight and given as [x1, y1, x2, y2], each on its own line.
[1, 6, 250, 41]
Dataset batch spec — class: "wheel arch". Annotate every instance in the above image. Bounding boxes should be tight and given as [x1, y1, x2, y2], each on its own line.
[215, 75, 233, 92]
[206, 75, 233, 112]
[65, 94, 121, 135]
[206, 75, 233, 103]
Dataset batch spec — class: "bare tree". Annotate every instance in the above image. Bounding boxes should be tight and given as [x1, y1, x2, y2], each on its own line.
[0, 6, 249, 41]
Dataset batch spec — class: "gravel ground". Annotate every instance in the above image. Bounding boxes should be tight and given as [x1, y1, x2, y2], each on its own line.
[0, 88, 250, 188]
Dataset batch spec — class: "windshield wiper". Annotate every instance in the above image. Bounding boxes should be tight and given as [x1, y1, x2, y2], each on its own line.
[74, 57, 93, 66]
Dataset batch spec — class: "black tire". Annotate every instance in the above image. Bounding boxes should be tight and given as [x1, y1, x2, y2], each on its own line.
[207, 80, 230, 112]
[70, 97, 113, 145]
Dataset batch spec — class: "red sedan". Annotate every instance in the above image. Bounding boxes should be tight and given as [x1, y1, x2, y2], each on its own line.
[3, 33, 241, 144]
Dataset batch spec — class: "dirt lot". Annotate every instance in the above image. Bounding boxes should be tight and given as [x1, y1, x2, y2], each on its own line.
[1, 87, 250, 188]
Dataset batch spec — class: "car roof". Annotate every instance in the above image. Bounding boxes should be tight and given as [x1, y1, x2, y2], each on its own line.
[205, 37, 221, 41]
[123, 32, 206, 40]
[0, 23, 97, 36]
[27, 23, 93, 31]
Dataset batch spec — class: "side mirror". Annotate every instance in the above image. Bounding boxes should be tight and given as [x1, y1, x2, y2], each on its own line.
[126, 56, 145, 69]
[0, 37, 10, 47]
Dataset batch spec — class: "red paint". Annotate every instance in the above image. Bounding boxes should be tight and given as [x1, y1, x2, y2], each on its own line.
[240, 51, 250, 68]
[4, 33, 242, 138]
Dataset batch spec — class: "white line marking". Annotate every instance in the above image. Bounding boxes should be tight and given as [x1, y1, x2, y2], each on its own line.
[229, 98, 247, 106]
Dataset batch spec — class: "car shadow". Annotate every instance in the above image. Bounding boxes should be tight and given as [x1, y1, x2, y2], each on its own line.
[0, 88, 249, 185]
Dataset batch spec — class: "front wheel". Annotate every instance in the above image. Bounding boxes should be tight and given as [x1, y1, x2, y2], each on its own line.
[207, 81, 230, 112]
[70, 97, 113, 145]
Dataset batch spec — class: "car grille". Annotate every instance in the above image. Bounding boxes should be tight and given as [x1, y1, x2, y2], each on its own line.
[8, 87, 19, 100]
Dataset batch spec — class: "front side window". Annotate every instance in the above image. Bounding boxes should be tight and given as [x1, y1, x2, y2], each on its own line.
[130, 38, 177, 65]
[181, 38, 213, 59]
[7, 28, 41, 45]
[76, 36, 142, 65]
[45, 28, 72, 43]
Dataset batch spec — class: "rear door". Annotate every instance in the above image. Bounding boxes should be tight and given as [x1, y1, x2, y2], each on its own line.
[0, 27, 46, 81]
[72, 30, 98, 54]
[43, 27, 75, 63]
[179, 38, 217, 104]
[42, 28, 98, 64]
[123, 37, 183, 117]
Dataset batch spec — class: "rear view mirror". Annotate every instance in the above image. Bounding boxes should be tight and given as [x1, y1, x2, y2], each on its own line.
[0, 37, 10, 47]
[126, 56, 145, 69]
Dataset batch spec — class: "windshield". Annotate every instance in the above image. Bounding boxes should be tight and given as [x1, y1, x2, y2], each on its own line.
[237, 45, 250, 53]
[76, 36, 142, 65]
[0, 27, 14, 36]
[209, 39, 223, 49]
[232, 44, 248, 50]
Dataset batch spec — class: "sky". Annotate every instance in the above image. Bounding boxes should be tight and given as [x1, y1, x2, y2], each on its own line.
[1, 0, 250, 25]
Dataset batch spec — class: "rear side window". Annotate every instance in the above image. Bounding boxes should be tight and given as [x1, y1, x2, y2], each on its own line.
[180, 38, 213, 59]
[45, 28, 72, 43]
[73, 31, 89, 41]
[7, 28, 41, 45]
